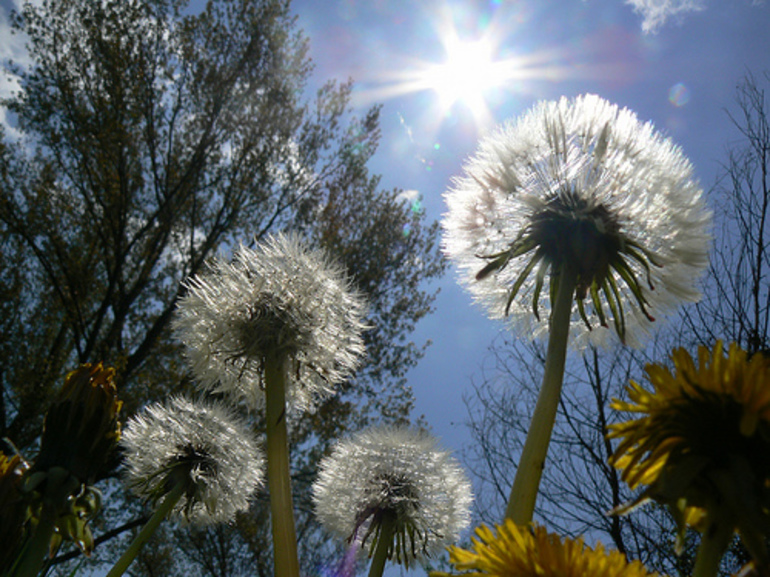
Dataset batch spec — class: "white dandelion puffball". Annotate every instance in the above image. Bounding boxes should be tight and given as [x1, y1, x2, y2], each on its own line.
[121, 396, 265, 524]
[172, 232, 369, 411]
[312, 426, 472, 567]
[444, 94, 711, 348]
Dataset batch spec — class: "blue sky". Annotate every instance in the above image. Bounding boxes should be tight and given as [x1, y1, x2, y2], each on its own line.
[290, 0, 769, 449]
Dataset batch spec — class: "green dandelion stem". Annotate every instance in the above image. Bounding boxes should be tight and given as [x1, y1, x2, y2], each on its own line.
[264, 352, 300, 577]
[505, 265, 576, 525]
[692, 517, 733, 577]
[12, 502, 57, 577]
[368, 511, 397, 577]
[12, 467, 80, 577]
[105, 481, 185, 577]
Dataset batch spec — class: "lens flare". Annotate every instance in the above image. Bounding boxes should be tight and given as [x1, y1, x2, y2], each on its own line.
[668, 82, 690, 107]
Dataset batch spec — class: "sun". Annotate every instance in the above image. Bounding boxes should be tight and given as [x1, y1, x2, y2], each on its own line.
[351, 22, 522, 130]
[424, 37, 497, 109]
[421, 33, 509, 125]
[351, 5, 573, 134]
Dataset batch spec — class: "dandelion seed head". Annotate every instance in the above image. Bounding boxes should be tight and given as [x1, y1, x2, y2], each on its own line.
[172, 232, 369, 411]
[444, 94, 711, 348]
[312, 426, 472, 567]
[121, 396, 265, 525]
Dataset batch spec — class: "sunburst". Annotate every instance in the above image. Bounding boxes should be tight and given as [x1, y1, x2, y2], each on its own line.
[353, 8, 568, 132]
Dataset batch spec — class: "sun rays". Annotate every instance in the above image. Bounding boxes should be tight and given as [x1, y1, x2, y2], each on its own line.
[350, 4, 575, 134]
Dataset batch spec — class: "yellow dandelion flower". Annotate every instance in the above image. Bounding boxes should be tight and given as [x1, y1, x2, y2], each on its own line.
[12, 364, 122, 574]
[32, 362, 122, 484]
[431, 519, 663, 577]
[608, 341, 770, 569]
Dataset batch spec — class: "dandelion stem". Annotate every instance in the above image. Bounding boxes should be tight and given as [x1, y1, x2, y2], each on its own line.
[12, 467, 79, 577]
[692, 518, 732, 577]
[105, 481, 185, 577]
[264, 352, 300, 577]
[505, 267, 576, 525]
[13, 504, 57, 577]
[337, 538, 361, 577]
[368, 511, 396, 577]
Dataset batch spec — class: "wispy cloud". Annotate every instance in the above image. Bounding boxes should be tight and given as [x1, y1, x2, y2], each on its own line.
[625, 0, 706, 33]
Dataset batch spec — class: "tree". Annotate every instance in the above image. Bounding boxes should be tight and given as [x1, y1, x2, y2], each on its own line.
[0, 0, 445, 573]
[682, 71, 770, 355]
[463, 337, 693, 576]
[463, 72, 770, 577]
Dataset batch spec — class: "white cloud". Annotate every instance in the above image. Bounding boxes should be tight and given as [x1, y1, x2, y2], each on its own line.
[397, 189, 420, 203]
[625, 0, 706, 33]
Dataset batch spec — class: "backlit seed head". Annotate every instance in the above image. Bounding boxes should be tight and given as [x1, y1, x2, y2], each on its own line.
[444, 94, 711, 348]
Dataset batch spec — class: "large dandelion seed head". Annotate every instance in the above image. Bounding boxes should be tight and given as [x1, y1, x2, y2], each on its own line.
[431, 520, 665, 577]
[444, 94, 711, 348]
[312, 426, 472, 568]
[172, 232, 369, 412]
[121, 396, 265, 525]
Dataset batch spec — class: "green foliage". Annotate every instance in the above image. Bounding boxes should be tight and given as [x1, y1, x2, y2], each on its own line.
[0, 0, 445, 573]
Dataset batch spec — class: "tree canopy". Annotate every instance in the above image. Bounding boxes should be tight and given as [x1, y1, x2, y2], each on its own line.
[0, 0, 445, 573]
